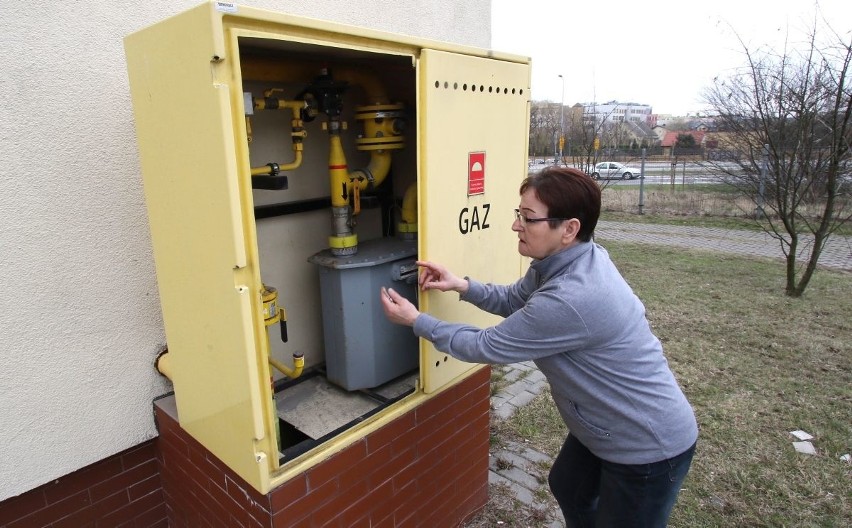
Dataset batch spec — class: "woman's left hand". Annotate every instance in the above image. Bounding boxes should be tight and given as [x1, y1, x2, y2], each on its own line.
[380, 287, 420, 327]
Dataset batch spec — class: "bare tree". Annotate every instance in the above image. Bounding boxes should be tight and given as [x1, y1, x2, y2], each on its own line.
[529, 101, 561, 159]
[566, 104, 621, 174]
[703, 15, 852, 297]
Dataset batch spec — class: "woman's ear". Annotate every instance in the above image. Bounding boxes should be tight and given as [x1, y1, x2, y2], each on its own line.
[562, 218, 581, 244]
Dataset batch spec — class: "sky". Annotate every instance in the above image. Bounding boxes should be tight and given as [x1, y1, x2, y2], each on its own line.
[491, 0, 852, 116]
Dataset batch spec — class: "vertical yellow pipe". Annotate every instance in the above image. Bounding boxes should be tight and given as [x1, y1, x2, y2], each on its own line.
[329, 134, 350, 208]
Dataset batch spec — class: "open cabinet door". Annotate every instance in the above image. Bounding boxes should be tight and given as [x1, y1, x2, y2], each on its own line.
[418, 48, 531, 393]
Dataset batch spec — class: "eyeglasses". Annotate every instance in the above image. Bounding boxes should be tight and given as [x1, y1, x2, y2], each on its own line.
[513, 209, 568, 226]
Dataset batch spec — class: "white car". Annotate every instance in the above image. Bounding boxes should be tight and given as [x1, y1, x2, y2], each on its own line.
[591, 161, 640, 180]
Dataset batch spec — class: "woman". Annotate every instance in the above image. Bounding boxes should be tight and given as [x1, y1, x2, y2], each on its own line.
[380, 167, 698, 527]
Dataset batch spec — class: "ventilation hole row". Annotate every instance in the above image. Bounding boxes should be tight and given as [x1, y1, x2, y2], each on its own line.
[433, 80, 523, 95]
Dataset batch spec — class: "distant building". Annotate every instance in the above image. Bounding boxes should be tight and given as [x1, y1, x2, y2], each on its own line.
[659, 130, 706, 156]
[581, 100, 654, 125]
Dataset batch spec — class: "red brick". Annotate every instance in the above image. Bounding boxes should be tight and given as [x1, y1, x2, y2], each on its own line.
[415, 415, 459, 455]
[341, 515, 372, 528]
[335, 442, 398, 492]
[306, 440, 367, 490]
[41, 458, 123, 505]
[365, 411, 416, 454]
[337, 479, 392, 527]
[133, 498, 168, 528]
[219, 461, 254, 495]
[271, 477, 337, 527]
[0, 488, 46, 525]
[456, 453, 489, 489]
[224, 474, 271, 522]
[362, 484, 398, 526]
[464, 366, 491, 391]
[390, 459, 419, 495]
[384, 421, 421, 457]
[387, 481, 419, 525]
[128, 474, 162, 502]
[416, 477, 459, 525]
[133, 501, 169, 528]
[204, 450, 242, 492]
[156, 436, 188, 470]
[308, 479, 367, 527]
[392, 507, 419, 528]
[155, 413, 189, 455]
[230, 511, 265, 528]
[458, 371, 489, 398]
[276, 513, 311, 528]
[452, 403, 489, 437]
[120, 442, 158, 471]
[415, 386, 458, 424]
[50, 503, 97, 528]
[88, 489, 132, 521]
[7, 490, 91, 528]
[412, 435, 456, 481]
[191, 475, 233, 523]
[454, 481, 489, 524]
[372, 514, 396, 528]
[163, 502, 183, 527]
[174, 451, 215, 496]
[268, 474, 307, 512]
[98, 488, 165, 528]
[90, 460, 158, 503]
[366, 445, 416, 489]
[167, 477, 213, 526]
[225, 477, 272, 522]
[200, 453, 234, 494]
[451, 418, 490, 459]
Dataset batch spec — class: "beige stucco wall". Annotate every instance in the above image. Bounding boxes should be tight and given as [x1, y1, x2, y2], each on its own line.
[0, 0, 491, 501]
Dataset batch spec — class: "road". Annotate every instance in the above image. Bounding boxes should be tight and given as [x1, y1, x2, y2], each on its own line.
[528, 161, 738, 185]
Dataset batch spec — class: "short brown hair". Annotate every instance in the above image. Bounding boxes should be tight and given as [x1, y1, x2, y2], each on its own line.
[519, 167, 601, 242]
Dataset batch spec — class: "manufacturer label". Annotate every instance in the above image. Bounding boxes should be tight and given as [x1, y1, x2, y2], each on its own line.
[215, 2, 238, 13]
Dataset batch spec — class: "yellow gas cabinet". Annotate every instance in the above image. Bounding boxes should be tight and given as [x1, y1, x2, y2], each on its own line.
[125, 1, 530, 495]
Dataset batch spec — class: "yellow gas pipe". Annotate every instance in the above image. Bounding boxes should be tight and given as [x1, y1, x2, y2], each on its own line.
[327, 103, 405, 254]
[269, 354, 304, 379]
[155, 349, 172, 381]
[398, 183, 419, 235]
[239, 58, 410, 253]
[249, 92, 308, 176]
[262, 285, 303, 379]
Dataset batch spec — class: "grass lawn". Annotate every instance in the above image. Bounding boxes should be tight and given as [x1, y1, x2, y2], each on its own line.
[480, 241, 852, 527]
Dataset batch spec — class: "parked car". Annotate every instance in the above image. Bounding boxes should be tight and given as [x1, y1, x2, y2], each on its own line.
[591, 161, 640, 180]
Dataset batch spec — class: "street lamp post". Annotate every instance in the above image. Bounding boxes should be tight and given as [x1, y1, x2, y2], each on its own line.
[558, 74, 565, 164]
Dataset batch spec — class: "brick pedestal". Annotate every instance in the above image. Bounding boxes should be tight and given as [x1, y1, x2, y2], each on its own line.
[156, 366, 491, 527]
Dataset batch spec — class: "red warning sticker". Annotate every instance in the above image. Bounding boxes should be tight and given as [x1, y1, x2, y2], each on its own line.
[468, 152, 485, 196]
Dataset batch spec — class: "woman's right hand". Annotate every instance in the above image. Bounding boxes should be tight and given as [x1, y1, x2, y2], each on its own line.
[417, 260, 468, 294]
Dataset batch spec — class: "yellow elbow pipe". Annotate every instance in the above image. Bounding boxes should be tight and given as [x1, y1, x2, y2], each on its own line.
[350, 150, 392, 193]
[251, 150, 303, 176]
[345, 102, 405, 198]
[399, 183, 418, 234]
[269, 353, 304, 380]
[250, 97, 307, 176]
[401, 183, 418, 224]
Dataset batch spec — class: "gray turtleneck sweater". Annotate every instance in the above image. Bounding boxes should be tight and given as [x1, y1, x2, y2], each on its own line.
[413, 241, 698, 464]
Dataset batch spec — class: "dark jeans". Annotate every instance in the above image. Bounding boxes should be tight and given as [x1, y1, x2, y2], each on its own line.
[548, 434, 696, 528]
